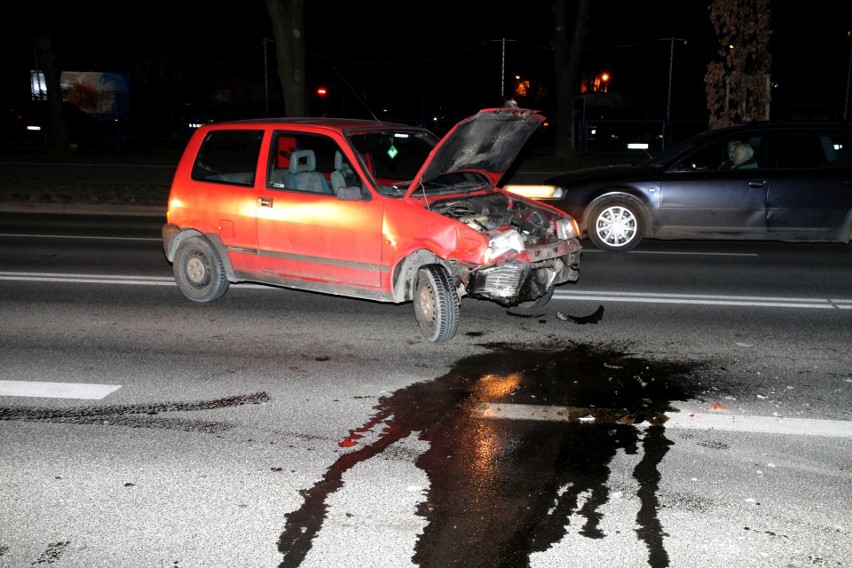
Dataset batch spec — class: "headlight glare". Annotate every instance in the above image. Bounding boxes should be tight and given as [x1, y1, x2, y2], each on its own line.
[503, 184, 564, 199]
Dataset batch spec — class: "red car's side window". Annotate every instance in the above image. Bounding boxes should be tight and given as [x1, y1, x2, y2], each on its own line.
[191, 129, 263, 187]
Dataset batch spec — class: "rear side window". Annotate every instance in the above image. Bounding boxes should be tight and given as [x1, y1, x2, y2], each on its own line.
[191, 129, 263, 186]
[826, 135, 852, 167]
[774, 133, 848, 169]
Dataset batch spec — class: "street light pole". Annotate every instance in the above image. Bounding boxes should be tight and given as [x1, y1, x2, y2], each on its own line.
[501, 37, 506, 102]
[263, 38, 271, 117]
[489, 38, 516, 105]
[661, 37, 687, 149]
[845, 29, 851, 121]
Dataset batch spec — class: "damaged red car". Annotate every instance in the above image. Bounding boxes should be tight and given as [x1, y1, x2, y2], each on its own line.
[161, 107, 582, 341]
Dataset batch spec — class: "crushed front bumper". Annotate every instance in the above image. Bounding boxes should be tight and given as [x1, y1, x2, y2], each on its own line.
[467, 250, 581, 306]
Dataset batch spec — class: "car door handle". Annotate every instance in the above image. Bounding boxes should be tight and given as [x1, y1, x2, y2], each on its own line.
[258, 197, 273, 207]
[748, 180, 766, 188]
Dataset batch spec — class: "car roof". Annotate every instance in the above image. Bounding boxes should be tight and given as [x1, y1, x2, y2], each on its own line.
[199, 116, 424, 132]
[715, 120, 850, 134]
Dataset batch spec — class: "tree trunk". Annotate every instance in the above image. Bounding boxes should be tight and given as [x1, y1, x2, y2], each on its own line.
[265, 0, 308, 117]
[35, 31, 70, 153]
[552, 0, 591, 158]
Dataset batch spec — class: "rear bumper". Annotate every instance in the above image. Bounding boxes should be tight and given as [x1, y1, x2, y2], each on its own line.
[161, 223, 180, 261]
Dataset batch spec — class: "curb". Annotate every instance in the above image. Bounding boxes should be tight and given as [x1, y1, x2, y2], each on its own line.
[0, 202, 166, 217]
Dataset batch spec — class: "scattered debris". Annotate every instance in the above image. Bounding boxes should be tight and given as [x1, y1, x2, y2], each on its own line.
[556, 305, 604, 324]
[507, 310, 546, 318]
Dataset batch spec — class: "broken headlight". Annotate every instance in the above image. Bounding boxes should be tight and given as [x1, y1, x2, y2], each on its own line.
[556, 217, 580, 240]
[485, 229, 525, 262]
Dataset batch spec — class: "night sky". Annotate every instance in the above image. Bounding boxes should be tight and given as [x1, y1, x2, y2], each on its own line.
[2, 1, 850, 137]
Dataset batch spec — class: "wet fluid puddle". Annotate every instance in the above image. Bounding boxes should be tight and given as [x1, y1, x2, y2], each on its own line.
[278, 342, 704, 568]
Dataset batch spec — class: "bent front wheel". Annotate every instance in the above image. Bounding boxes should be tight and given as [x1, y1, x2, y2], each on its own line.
[413, 264, 460, 342]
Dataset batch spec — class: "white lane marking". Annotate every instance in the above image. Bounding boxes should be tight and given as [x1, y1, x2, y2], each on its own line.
[0, 272, 274, 289]
[553, 289, 847, 309]
[0, 272, 175, 286]
[1, 234, 761, 255]
[627, 250, 758, 256]
[474, 402, 852, 439]
[582, 249, 759, 257]
[0, 272, 850, 310]
[661, 410, 852, 437]
[0, 380, 121, 400]
[0, 233, 160, 241]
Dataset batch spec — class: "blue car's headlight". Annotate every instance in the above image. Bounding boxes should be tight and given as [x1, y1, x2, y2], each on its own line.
[503, 184, 564, 199]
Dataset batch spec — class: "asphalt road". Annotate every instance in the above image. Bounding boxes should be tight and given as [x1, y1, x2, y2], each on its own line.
[0, 212, 850, 567]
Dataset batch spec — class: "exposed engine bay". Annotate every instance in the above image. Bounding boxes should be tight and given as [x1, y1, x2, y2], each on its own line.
[430, 194, 558, 244]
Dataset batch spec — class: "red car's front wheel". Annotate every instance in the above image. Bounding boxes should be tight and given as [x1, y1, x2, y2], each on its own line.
[413, 264, 459, 342]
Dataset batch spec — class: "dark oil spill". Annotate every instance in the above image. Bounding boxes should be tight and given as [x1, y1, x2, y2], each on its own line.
[0, 392, 269, 432]
[278, 342, 704, 568]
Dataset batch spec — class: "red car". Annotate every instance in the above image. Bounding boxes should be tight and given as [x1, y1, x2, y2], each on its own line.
[162, 108, 582, 341]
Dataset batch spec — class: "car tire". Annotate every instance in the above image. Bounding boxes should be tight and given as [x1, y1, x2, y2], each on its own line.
[413, 264, 460, 342]
[173, 235, 229, 302]
[587, 198, 644, 252]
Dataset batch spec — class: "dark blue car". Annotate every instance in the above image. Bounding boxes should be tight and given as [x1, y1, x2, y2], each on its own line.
[511, 121, 852, 251]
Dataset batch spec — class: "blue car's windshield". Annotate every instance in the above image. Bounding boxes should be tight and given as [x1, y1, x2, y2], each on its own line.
[645, 135, 708, 168]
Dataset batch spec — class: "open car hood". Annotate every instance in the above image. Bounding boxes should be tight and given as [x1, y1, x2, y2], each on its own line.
[404, 107, 545, 198]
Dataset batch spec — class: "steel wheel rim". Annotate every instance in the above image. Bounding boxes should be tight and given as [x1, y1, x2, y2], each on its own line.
[417, 282, 436, 325]
[185, 254, 209, 286]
